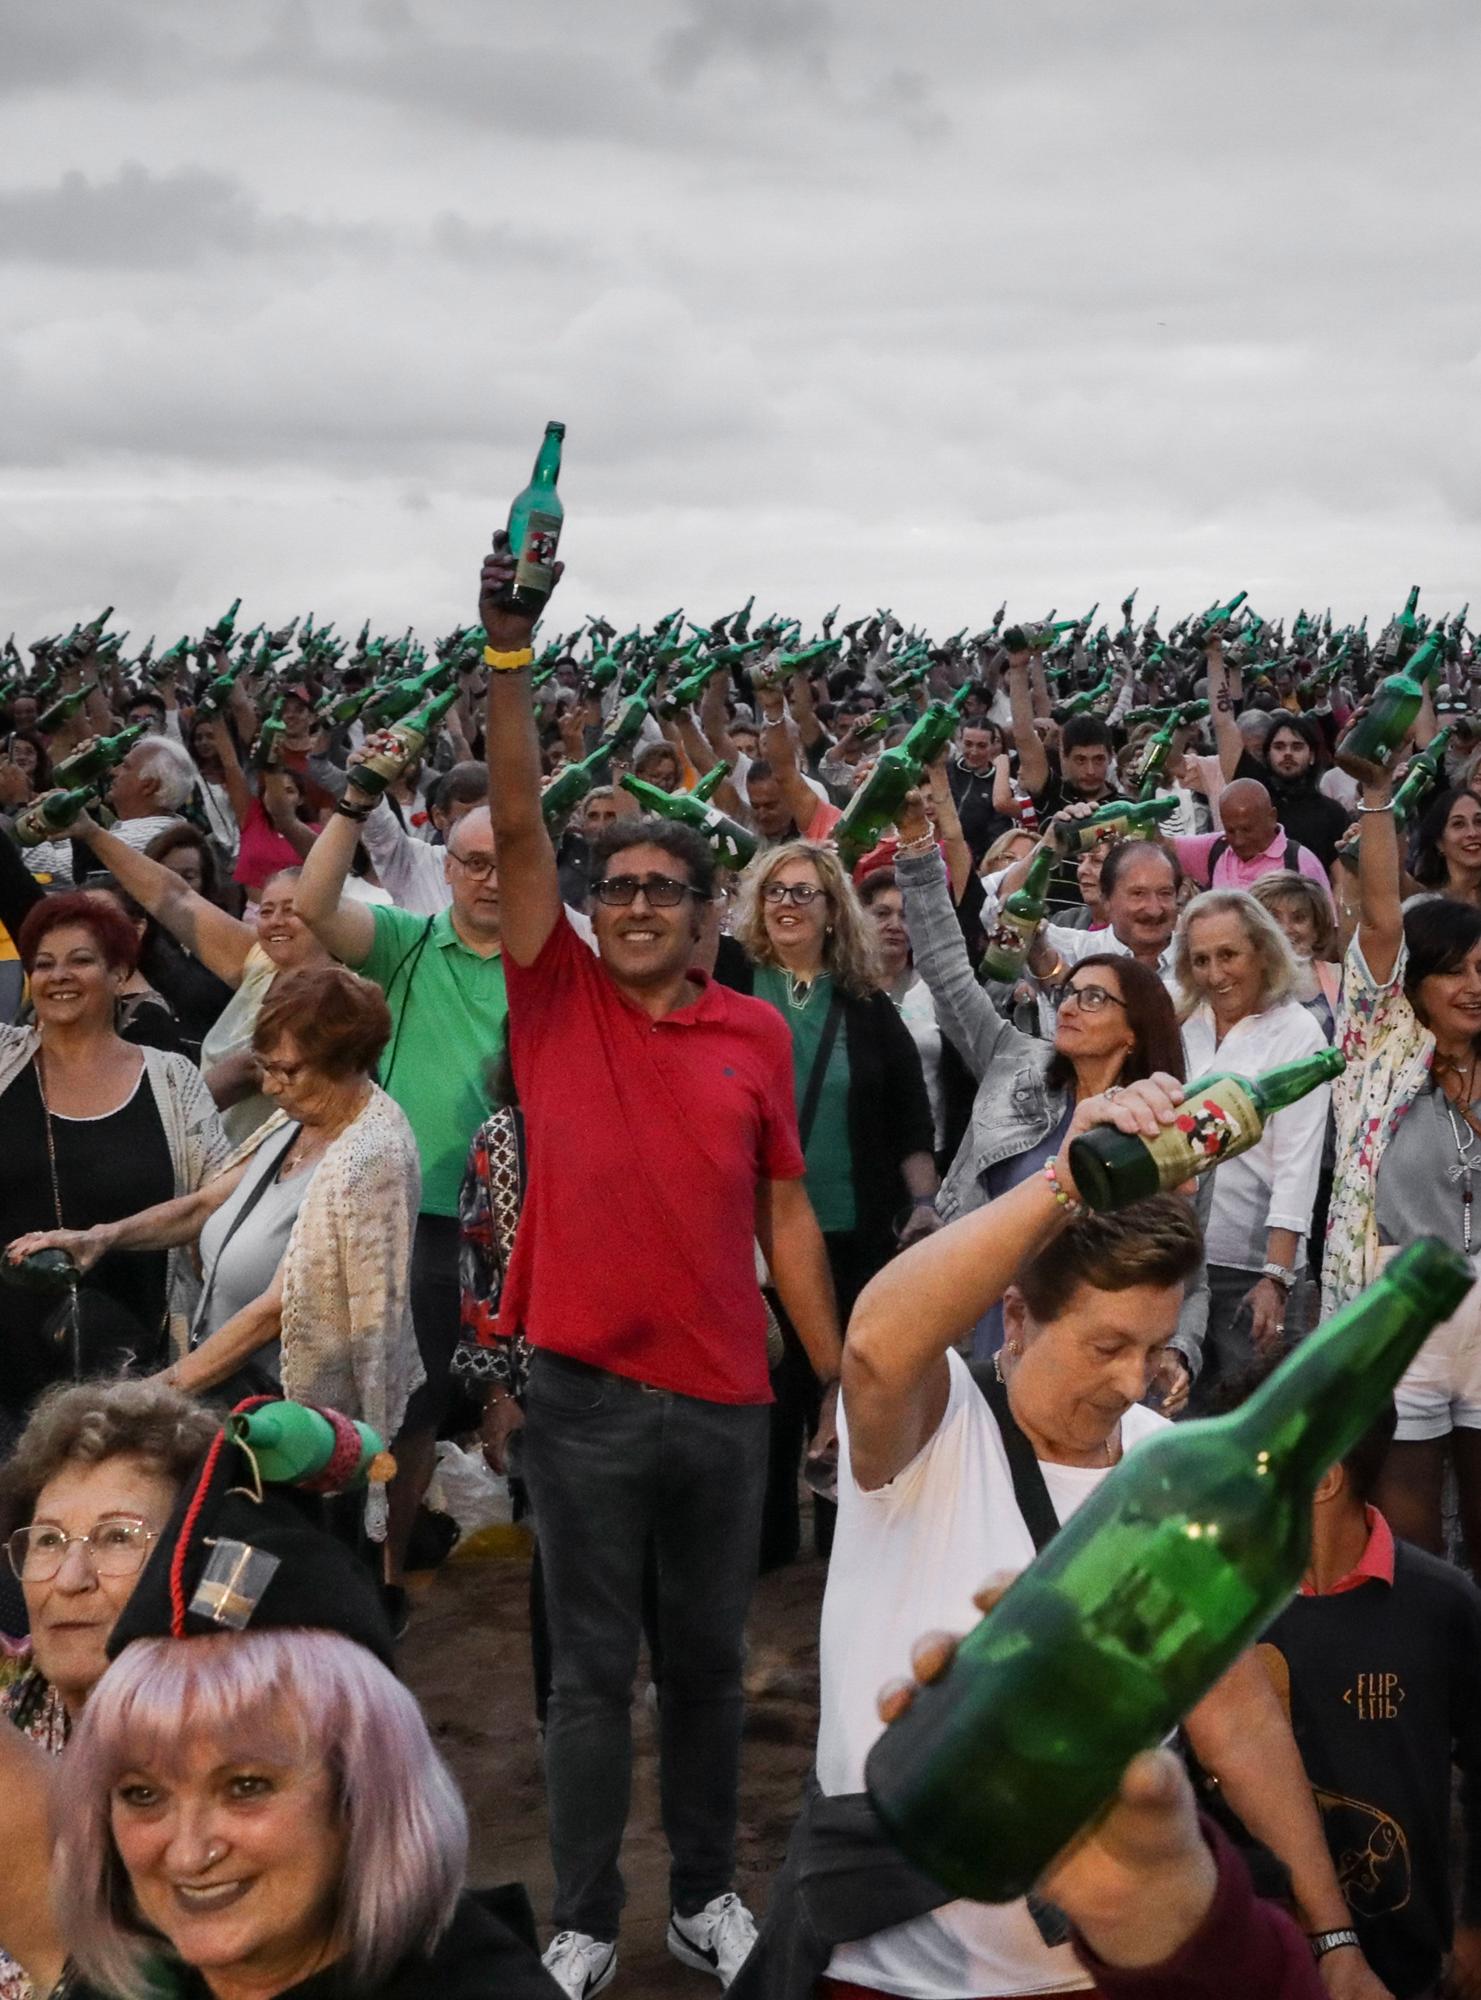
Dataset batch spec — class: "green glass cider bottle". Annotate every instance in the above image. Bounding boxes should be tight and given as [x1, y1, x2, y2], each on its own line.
[1391, 726, 1454, 828]
[1337, 629, 1446, 774]
[833, 686, 972, 864]
[36, 683, 97, 734]
[1067, 1047, 1345, 1211]
[502, 420, 566, 618]
[865, 1236, 1474, 1903]
[0, 1246, 78, 1294]
[361, 657, 451, 730]
[602, 672, 658, 758]
[1132, 721, 1177, 796]
[979, 844, 1054, 981]
[14, 785, 99, 845]
[207, 597, 242, 647]
[51, 722, 148, 790]
[230, 1402, 384, 1486]
[1051, 794, 1179, 854]
[1190, 590, 1248, 641]
[350, 686, 460, 799]
[619, 769, 757, 871]
[540, 741, 612, 829]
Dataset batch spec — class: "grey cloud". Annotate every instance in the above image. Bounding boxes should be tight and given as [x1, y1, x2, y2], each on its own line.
[657, 0, 835, 86]
[0, 165, 257, 269]
[0, 5, 177, 99]
[0, 164, 387, 270]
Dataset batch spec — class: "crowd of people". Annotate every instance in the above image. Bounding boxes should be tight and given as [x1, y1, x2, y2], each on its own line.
[0, 556, 1479, 2000]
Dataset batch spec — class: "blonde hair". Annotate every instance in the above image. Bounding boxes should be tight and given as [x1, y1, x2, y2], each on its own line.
[731, 840, 883, 998]
[1250, 869, 1338, 962]
[1173, 888, 1300, 1020]
[980, 824, 1039, 875]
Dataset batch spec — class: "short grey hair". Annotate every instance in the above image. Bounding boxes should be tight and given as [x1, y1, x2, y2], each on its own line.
[135, 736, 198, 811]
[1174, 888, 1300, 1018]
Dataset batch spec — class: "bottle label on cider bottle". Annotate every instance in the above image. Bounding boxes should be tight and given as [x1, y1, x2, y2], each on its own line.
[980, 910, 1038, 980]
[1144, 1077, 1262, 1187]
[515, 508, 563, 597]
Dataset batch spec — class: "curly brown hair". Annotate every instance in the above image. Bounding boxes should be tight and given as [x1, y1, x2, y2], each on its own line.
[0, 1379, 218, 1520]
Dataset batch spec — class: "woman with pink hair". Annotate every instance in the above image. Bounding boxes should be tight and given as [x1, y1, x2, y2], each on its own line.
[3, 1406, 556, 1999]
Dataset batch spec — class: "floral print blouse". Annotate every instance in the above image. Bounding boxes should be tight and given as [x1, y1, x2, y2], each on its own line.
[1322, 932, 1436, 1319]
[0, 1660, 69, 2000]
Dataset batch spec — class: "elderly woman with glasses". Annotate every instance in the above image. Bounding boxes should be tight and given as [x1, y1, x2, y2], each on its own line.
[7, 968, 422, 1559]
[1173, 889, 1332, 1412]
[0, 1378, 218, 2000]
[893, 791, 1204, 1406]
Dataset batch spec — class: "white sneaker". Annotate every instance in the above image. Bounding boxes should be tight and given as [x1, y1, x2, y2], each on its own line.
[666, 1892, 759, 1987]
[542, 1930, 617, 1998]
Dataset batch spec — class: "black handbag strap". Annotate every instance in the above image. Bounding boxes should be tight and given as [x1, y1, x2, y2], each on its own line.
[796, 990, 844, 1152]
[968, 1361, 1061, 1555]
[189, 1124, 299, 1349]
[967, 1359, 1075, 1946]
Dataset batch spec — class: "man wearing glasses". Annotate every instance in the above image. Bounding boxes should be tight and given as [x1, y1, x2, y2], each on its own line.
[293, 795, 512, 1590]
[481, 533, 841, 1998]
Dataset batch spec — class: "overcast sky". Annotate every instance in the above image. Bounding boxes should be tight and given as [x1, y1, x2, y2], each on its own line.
[4, 0, 1479, 647]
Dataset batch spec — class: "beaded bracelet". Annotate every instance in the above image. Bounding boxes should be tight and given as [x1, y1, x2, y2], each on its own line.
[1042, 1156, 1087, 1218]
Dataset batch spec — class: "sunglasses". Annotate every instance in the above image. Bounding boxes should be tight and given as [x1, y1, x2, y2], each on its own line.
[593, 874, 699, 908]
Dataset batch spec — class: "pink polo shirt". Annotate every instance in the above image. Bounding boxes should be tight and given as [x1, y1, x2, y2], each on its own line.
[1174, 827, 1333, 907]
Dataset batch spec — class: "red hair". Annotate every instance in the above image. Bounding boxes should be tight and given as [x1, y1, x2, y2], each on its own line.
[17, 891, 139, 976]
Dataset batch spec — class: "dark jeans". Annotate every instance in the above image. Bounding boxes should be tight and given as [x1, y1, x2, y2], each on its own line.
[761, 1229, 883, 1571]
[1188, 1263, 1310, 1417]
[521, 1350, 769, 1941]
[401, 1212, 462, 1435]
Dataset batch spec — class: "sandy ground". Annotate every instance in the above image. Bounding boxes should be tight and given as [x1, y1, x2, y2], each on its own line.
[401, 1544, 827, 1994]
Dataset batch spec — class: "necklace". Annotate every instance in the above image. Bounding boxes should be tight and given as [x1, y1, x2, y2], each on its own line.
[780, 968, 825, 1011]
[1436, 1075, 1481, 1255]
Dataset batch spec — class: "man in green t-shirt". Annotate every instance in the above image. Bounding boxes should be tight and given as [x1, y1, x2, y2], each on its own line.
[295, 788, 506, 1584]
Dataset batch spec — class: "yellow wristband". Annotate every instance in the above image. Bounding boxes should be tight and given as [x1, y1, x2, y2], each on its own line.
[484, 645, 534, 672]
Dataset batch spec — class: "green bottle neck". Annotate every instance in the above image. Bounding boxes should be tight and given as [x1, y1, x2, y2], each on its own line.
[1019, 845, 1054, 901]
[532, 428, 564, 488]
[1248, 1049, 1343, 1115]
[1224, 1270, 1444, 1490]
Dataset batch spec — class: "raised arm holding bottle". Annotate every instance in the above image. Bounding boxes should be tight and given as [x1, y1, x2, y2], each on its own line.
[784, 1077, 1393, 2000]
[1322, 735, 1481, 1565]
[480, 501, 840, 1993]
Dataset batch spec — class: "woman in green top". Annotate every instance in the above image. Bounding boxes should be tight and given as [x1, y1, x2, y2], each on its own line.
[714, 841, 937, 1563]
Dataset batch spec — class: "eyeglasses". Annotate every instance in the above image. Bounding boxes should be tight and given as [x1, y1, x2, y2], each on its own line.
[7, 1515, 157, 1583]
[1058, 983, 1127, 1015]
[761, 882, 828, 908]
[593, 874, 699, 908]
[447, 849, 498, 880]
[257, 1056, 308, 1085]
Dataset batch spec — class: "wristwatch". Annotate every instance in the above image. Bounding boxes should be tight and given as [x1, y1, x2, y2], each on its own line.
[1260, 1262, 1296, 1291]
[1307, 1928, 1360, 1961]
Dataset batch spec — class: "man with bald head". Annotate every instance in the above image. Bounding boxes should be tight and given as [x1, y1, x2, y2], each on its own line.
[1173, 777, 1333, 904]
[294, 786, 513, 1587]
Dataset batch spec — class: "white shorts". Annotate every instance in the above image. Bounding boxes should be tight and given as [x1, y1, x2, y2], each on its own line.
[1392, 1264, 1481, 1441]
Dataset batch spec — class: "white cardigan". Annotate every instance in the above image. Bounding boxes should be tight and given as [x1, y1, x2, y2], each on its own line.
[225, 1086, 424, 1532]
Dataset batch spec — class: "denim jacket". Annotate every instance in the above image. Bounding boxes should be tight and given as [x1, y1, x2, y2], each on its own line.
[897, 843, 1209, 1375]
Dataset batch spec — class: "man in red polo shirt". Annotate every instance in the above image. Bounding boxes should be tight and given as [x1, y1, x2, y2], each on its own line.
[481, 534, 842, 1999]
